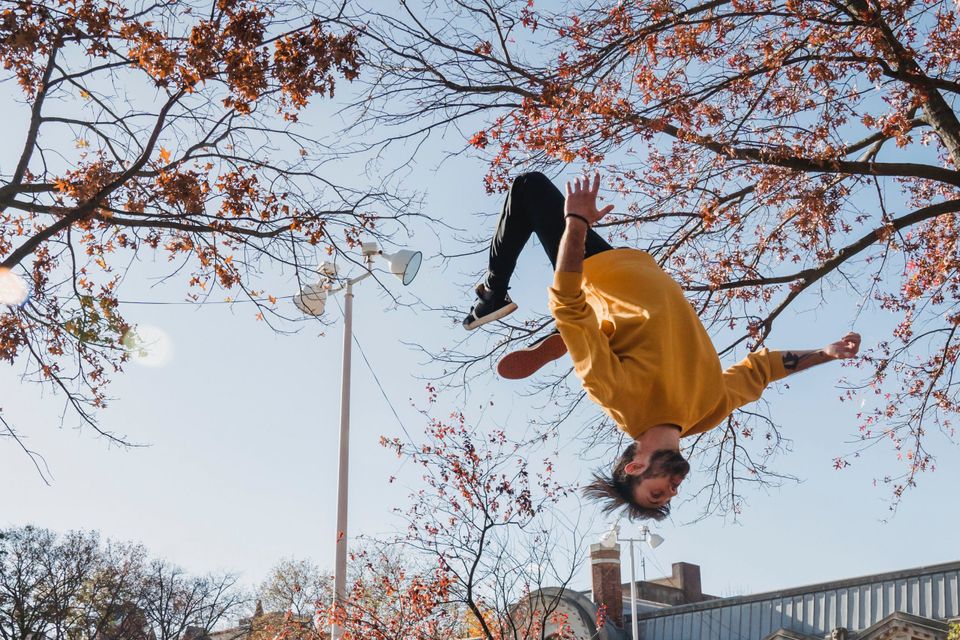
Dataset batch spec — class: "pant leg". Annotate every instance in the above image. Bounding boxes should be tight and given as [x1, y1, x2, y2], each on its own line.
[485, 172, 613, 292]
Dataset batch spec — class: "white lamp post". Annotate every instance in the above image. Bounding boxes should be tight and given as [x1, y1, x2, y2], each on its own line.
[598, 524, 664, 640]
[294, 241, 421, 640]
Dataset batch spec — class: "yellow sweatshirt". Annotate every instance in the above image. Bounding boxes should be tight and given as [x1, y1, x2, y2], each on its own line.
[547, 248, 788, 440]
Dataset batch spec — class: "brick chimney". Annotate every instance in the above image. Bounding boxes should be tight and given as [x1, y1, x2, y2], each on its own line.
[590, 542, 623, 627]
[673, 562, 704, 602]
[642, 561, 710, 605]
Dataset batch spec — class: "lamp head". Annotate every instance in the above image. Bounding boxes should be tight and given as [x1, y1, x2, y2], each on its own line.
[293, 282, 327, 316]
[381, 249, 422, 286]
[647, 533, 665, 549]
[598, 523, 620, 549]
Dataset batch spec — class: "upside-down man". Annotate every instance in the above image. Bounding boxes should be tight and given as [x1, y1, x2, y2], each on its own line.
[463, 171, 861, 520]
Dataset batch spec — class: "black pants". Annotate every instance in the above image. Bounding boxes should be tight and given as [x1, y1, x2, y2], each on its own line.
[484, 172, 614, 293]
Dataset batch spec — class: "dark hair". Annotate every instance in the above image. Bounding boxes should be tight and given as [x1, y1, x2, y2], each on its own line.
[582, 444, 690, 521]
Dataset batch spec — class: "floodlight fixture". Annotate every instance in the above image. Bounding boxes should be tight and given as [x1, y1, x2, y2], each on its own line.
[319, 261, 338, 277]
[293, 282, 328, 316]
[382, 249, 422, 286]
[598, 523, 620, 549]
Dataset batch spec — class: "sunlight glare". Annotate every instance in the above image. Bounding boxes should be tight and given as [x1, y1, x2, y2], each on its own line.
[122, 324, 173, 368]
[0, 268, 29, 306]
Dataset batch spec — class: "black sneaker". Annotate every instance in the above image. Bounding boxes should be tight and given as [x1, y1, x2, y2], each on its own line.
[462, 283, 518, 330]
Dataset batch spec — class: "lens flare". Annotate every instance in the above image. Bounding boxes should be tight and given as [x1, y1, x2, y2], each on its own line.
[0, 268, 29, 306]
[122, 324, 173, 368]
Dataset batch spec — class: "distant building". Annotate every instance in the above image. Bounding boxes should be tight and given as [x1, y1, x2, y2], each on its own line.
[531, 547, 960, 640]
[203, 604, 323, 640]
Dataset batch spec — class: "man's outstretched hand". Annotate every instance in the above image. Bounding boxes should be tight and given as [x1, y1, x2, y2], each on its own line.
[565, 172, 614, 225]
[823, 332, 861, 360]
[556, 172, 615, 273]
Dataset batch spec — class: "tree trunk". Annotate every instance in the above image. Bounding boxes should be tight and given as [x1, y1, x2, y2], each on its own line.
[841, 0, 960, 168]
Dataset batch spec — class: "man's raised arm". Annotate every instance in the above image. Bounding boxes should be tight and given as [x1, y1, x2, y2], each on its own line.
[717, 332, 863, 418]
[779, 332, 862, 374]
[548, 173, 621, 406]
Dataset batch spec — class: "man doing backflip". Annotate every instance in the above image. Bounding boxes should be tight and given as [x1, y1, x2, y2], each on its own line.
[463, 171, 861, 521]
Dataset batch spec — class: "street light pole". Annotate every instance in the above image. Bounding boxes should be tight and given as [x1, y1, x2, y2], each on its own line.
[293, 243, 420, 640]
[599, 524, 664, 640]
[331, 270, 372, 640]
[331, 279, 350, 639]
[628, 537, 639, 640]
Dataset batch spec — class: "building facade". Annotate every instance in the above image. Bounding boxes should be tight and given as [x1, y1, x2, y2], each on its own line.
[537, 548, 960, 640]
[635, 560, 960, 640]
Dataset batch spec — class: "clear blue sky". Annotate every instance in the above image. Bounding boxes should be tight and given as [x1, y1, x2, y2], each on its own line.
[2, 30, 958, 605]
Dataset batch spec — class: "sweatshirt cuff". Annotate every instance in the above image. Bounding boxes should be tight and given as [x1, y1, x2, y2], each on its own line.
[552, 270, 584, 297]
[765, 348, 788, 381]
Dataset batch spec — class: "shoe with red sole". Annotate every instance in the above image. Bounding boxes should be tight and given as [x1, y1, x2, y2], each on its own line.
[496, 330, 567, 379]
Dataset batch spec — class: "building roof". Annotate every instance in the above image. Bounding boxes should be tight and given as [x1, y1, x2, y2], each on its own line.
[637, 560, 960, 640]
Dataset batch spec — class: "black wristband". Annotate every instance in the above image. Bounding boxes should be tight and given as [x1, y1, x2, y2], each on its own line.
[565, 213, 590, 227]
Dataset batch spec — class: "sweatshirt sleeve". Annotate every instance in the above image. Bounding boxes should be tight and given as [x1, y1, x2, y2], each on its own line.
[547, 271, 624, 407]
[721, 348, 789, 412]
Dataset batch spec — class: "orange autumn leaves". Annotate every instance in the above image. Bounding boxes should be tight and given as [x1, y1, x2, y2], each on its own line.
[317, 550, 459, 640]
[0, 0, 114, 94]
[140, 0, 359, 117]
[273, 22, 360, 118]
[1, 0, 359, 114]
[0, 0, 368, 448]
